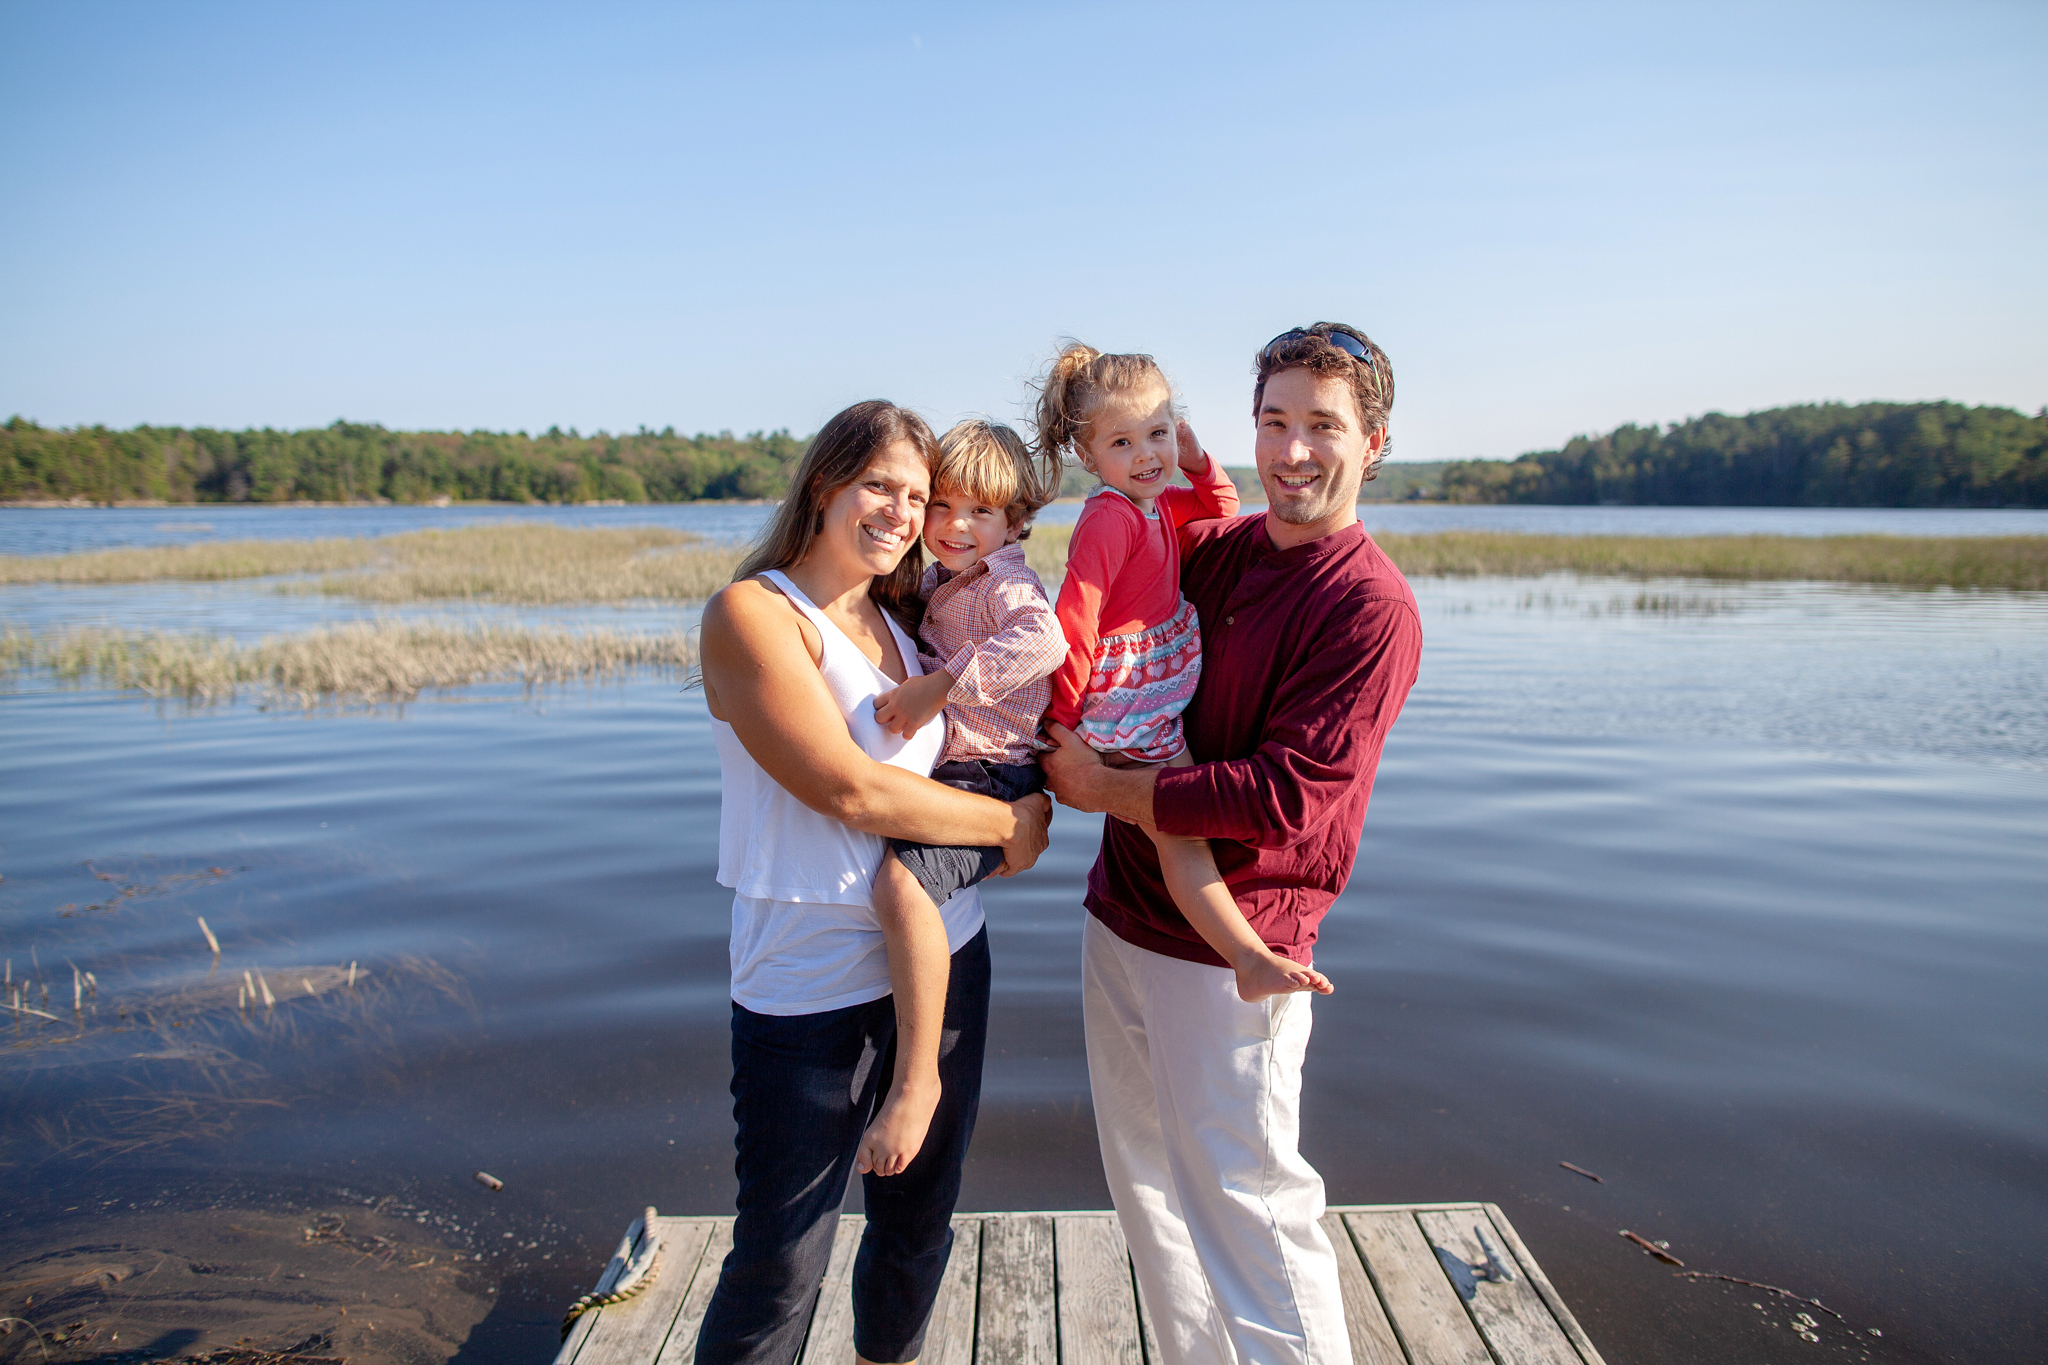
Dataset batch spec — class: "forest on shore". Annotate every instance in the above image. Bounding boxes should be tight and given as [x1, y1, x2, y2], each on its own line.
[0, 418, 805, 505]
[1436, 401, 2046, 507]
[4, 400, 2044, 507]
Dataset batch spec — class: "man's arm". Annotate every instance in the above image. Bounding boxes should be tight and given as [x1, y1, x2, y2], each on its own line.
[703, 580, 1050, 869]
[1156, 593, 1420, 845]
[1045, 592, 1420, 845]
[1041, 721, 1160, 826]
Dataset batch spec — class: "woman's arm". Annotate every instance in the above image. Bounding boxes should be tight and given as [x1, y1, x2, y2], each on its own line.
[702, 580, 1049, 867]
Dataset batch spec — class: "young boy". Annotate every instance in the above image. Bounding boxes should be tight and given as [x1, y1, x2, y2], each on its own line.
[857, 419, 1064, 1177]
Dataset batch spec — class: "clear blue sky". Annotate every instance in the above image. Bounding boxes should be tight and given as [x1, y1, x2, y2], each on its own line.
[2, 1, 2041, 466]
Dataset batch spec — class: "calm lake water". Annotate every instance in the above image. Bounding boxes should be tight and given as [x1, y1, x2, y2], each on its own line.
[2, 507, 2044, 1365]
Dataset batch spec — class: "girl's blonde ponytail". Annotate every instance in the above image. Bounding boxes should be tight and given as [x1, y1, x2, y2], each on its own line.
[1030, 340, 1174, 467]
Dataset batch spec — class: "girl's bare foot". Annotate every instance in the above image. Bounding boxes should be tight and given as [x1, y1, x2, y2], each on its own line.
[855, 1079, 941, 1178]
[1233, 948, 1334, 1003]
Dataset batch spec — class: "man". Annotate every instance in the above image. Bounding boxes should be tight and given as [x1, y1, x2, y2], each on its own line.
[1044, 323, 1422, 1365]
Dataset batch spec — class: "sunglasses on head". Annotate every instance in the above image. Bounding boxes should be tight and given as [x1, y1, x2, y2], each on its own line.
[1262, 327, 1375, 373]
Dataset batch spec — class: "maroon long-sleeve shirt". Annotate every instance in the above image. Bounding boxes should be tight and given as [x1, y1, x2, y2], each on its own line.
[1084, 515, 1423, 968]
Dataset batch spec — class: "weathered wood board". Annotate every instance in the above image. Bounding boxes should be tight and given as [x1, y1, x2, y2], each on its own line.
[556, 1204, 1605, 1365]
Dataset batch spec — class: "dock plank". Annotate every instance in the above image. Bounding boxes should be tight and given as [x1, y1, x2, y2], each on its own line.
[1132, 1263, 1162, 1365]
[977, 1214, 1055, 1365]
[652, 1219, 732, 1365]
[1416, 1209, 1581, 1365]
[559, 1213, 648, 1365]
[1318, 1213, 1406, 1365]
[1343, 1210, 1492, 1365]
[923, 1217, 982, 1365]
[1054, 1216, 1142, 1365]
[572, 1219, 715, 1365]
[1483, 1204, 1607, 1365]
[797, 1215, 866, 1365]
[565, 1204, 1603, 1365]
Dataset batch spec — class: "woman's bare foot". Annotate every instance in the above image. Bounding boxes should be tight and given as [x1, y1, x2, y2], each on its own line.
[855, 1078, 941, 1178]
[1233, 948, 1334, 1003]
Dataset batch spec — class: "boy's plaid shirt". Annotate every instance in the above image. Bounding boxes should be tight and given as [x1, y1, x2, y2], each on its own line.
[918, 543, 1065, 765]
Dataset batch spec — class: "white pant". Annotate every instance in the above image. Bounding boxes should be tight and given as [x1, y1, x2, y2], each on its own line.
[1083, 915, 1351, 1365]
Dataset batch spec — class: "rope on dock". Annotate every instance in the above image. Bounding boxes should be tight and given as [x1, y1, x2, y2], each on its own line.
[561, 1207, 663, 1339]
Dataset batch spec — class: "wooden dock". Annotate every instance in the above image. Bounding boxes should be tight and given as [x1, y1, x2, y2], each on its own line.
[556, 1204, 1606, 1365]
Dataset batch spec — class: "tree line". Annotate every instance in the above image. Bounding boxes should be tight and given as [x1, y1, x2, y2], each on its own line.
[0, 418, 806, 504]
[1435, 401, 2047, 507]
[8, 400, 2044, 508]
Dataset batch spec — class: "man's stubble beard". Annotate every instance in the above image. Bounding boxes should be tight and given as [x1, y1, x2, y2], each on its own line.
[1268, 469, 1363, 526]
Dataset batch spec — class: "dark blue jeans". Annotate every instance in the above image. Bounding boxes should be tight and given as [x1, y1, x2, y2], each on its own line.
[694, 926, 990, 1365]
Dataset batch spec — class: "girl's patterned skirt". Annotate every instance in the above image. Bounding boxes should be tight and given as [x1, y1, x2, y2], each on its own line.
[1077, 597, 1202, 764]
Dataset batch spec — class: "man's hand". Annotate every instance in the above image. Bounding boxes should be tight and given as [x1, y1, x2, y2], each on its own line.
[873, 669, 953, 739]
[995, 791, 1051, 876]
[1176, 419, 1210, 475]
[1042, 722, 1161, 830]
[1041, 722, 1108, 811]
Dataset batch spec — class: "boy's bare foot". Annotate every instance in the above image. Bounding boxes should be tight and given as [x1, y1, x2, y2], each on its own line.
[855, 1078, 941, 1178]
[1233, 948, 1334, 1003]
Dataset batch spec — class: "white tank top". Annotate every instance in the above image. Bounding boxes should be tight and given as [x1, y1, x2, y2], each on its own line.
[712, 569, 985, 1015]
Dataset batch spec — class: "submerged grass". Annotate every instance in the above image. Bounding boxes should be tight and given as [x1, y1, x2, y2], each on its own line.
[1, 620, 695, 704]
[3, 521, 2042, 596]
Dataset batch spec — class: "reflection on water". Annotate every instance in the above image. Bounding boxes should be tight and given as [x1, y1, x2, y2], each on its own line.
[1, 567, 2043, 1363]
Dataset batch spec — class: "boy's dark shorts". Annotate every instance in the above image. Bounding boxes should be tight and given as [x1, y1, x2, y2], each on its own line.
[889, 759, 1046, 908]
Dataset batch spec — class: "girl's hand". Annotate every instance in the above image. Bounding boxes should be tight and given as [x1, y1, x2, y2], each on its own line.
[872, 670, 953, 739]
[1176, 419, 1210, 475]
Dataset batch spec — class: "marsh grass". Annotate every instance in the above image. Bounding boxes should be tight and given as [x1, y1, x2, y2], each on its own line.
[4, 521, 2041, 598]
[0, 535, 380, 583]
[0, 523, 741, 602]
[1370, 530, 2048, 590]
[310, 523, 740, 602]
[2, 620, 695, 704]
[1032, 524, 2046, 589]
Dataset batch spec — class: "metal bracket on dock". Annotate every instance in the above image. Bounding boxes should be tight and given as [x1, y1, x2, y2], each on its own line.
[1434, 1224, 1518, 1302]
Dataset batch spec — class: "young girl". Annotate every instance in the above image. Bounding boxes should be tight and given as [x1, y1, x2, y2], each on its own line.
[1038, 343, 1335, 1002]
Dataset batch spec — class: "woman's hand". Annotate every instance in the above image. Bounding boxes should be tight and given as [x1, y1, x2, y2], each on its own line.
[873, 669, 953, 740]
[995, 791, 1051, 876]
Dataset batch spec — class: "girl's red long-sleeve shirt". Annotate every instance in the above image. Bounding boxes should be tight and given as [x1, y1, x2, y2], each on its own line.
[1047, 457, 1240, 731]
[1083, 515, 1423, 968]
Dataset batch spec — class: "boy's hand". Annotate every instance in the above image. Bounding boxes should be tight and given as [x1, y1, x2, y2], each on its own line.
[1176, 419, 1210, 475]
[873, 669, 953, 740]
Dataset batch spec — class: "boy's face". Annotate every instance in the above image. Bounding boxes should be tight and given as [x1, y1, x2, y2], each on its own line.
[924, 483, 1012, 573]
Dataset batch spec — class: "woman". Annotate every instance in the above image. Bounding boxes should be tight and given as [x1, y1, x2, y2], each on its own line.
[694, 401, 1051, 1365]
